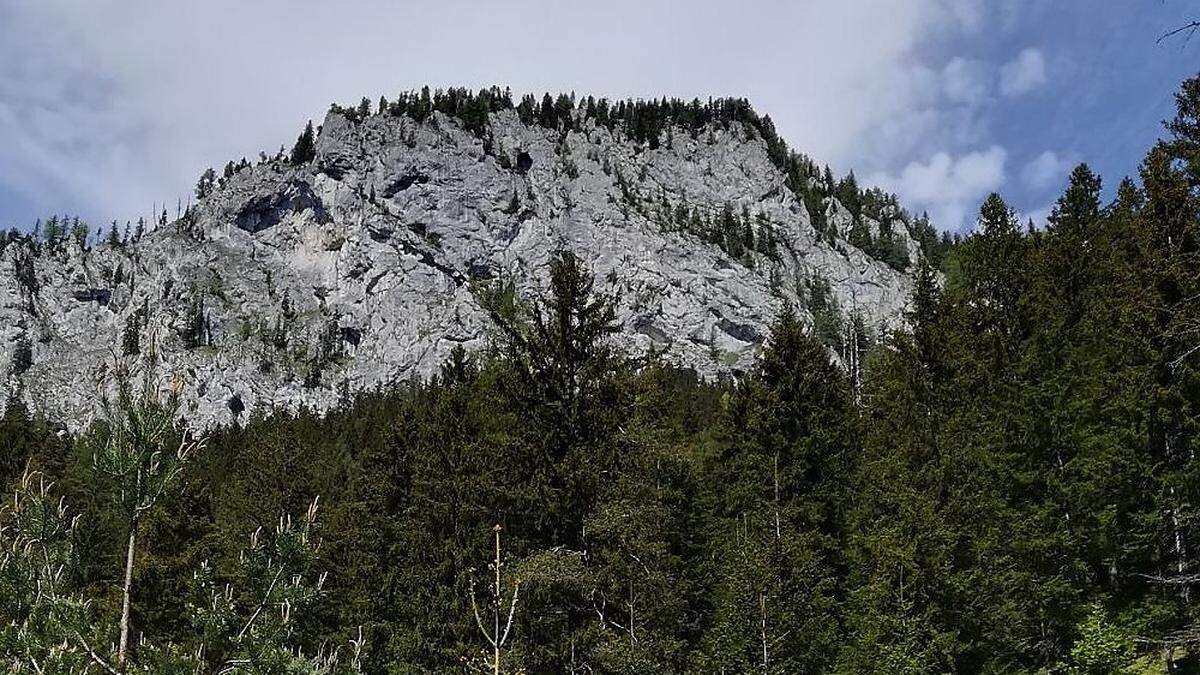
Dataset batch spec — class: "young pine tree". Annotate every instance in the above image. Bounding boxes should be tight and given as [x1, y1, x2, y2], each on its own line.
[290, 121, 317, 166]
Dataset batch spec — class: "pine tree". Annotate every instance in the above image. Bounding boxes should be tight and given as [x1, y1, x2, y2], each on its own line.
[700, 308, 853, 673]
[948, 193, 1028, 369]
[290, 121, 317, 165]
[909, 259, 942, 373]
[87, 380, 200, 669]
[539, 93, 556, 129]
[835, 171, 862, 217]
[195, 167, 217, 198]
[43, 215, 63, 246]
[848, 217, 873, 254]
[69, 217, 88, 249]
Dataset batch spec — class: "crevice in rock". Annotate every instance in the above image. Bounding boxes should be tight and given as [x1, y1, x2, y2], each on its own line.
[368, 226, 394, 243]
[515, 151, 533, 173]
[383, 173, 431, 198]
[339, 326, 362, 347]
[716, 317, 761, 344]
[365, 271, 388, 294]
[72, 288, 112, 305]
[234, 180, 330, 233]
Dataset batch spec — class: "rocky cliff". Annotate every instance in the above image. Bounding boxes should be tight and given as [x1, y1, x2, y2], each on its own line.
[0, 99, 923, 428]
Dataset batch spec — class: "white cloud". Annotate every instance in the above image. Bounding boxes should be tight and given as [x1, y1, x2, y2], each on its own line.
[869, 145, 1008, 231]
[944, 0, 987, 33]
[1020, 150, 1073, 191]
[1018, 204, 1053, 229]
[0, 0, 1000, 226]
[1000, 47, 1047, 97]
[942, 57, 989, 105]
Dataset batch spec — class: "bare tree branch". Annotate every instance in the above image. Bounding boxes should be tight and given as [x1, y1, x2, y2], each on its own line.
[469, 577, 498, 649]
[236, 565, 286, 640]
[1159, 20, 1200, 44]
[1132, 571, 1200, 585]
[499, 582, 520, 647]
[74, 632, 121, 675]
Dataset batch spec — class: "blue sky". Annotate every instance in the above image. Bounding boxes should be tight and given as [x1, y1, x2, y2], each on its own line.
[0, 0, 1197, 233]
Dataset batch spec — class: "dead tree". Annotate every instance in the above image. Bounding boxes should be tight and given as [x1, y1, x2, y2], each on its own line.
[469, 524, 521, 675]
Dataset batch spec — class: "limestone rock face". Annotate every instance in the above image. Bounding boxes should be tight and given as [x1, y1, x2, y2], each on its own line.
[0, 108, 919, 429]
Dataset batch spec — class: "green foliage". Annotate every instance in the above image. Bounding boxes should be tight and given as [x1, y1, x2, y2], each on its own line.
[0, 398, 64, 486]
[1070, 604, 1137, 674]
[803, 273, 844, 350]
[189, 498, 364, 673]
[70, 218, 90, 249]
[196, 167, 217, 199]
[2, 404, 363, 674]
[89, 382, 193, 520]
[0, 472, 96, 673]
[698, 308, 853, 674]
[180, 295, 208, 349]
[290, 121, 317, 166]
[122, 301, 148, 356]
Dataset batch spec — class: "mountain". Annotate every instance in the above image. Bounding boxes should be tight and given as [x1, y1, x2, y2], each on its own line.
[0, 90, 930, 428]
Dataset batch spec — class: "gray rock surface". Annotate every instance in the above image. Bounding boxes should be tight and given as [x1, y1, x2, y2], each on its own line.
[0, 108, 920, 429]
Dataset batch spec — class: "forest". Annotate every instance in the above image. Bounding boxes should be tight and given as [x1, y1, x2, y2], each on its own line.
[5, 73, 1200, 673]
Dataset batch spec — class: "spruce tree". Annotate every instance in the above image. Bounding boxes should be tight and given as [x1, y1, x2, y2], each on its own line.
[195, 167, 217, 198]
[290, 120, 317, 165]
[700, 308, 853, 673]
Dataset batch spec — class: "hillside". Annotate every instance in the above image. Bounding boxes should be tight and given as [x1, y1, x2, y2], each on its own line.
[0, 89, 932, 427]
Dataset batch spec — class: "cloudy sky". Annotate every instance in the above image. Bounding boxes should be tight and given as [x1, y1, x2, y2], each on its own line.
[0, 0, 1196, 232]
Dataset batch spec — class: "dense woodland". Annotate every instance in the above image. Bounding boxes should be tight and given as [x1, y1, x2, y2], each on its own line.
[6, 76, 1200, 672]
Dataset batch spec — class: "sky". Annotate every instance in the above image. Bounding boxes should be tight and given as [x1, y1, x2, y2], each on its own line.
[0, 0, 1197, 234]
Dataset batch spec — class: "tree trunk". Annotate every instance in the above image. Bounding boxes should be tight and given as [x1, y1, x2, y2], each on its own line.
[494, 525, 501, 675]
[1171, 487, 1190, 604]
[760, 591, 769, 670]
[118, 516, 138, 670]
[773, 452, 781, 541]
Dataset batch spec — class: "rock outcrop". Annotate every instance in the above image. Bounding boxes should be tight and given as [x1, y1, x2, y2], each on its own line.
[0, 104, 921, 428]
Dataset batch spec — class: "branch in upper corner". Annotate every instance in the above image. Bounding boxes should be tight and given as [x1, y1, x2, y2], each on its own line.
[1158, 19, 1200, 44]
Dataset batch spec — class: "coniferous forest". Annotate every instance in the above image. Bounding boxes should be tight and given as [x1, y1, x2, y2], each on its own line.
[7, 74, 1200, 673]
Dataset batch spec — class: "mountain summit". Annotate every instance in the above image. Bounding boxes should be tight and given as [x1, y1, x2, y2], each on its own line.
[0, 89, 934, 427]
